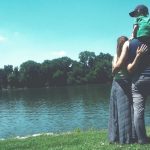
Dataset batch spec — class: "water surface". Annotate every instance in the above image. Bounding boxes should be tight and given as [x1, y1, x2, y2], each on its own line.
[0, 84, 150, 139]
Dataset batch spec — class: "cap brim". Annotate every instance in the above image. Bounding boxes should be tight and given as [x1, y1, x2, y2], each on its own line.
[129, 11, 136, 17]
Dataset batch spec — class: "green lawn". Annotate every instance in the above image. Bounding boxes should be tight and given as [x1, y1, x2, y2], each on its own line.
[1, 129, 150, 150]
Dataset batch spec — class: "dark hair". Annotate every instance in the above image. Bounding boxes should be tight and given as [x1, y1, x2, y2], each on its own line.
[117, 36, 128, 58]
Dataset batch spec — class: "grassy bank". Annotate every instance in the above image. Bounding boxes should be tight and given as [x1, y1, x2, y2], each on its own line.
[1, 129, 150, 150]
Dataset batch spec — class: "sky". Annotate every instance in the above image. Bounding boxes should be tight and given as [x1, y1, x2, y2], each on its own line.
[0, 0, 149, 68]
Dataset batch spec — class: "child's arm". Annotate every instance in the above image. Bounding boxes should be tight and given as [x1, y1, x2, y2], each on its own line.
[130, 24, 138, 39]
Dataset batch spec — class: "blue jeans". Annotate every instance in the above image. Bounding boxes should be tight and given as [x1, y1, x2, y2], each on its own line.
[132, 75, 150, 143]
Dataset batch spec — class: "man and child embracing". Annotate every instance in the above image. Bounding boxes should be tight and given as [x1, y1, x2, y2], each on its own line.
[108, 4, 150, 144]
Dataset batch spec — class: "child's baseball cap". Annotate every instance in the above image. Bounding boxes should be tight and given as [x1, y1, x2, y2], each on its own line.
[129, 5, 149, 17]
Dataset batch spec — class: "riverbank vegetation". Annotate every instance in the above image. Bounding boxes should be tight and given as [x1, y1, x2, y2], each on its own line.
[0, 51, 113, 89]
[1, 129, 150, 150]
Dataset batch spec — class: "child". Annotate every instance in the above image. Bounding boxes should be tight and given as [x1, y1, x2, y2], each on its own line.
[129, 5, 150, 46]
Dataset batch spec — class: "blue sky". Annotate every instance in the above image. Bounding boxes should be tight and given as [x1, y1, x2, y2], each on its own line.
[0, 0, 149, 68]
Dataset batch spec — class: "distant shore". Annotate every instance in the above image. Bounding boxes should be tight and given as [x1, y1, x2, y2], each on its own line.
[0, 82, 111, 91]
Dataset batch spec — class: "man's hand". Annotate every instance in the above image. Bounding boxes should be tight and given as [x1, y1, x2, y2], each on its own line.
[136, 44, 148, 57]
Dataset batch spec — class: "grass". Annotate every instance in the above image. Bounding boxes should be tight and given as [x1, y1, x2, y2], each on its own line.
[1, 129, 150, 150]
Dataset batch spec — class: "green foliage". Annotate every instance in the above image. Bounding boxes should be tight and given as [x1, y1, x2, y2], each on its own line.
[52, 70, 65, 86]
[1, 65, 13, 88]
[0, 51, 113, 89]
[19, 60, 43, 88]
[8, 67, 20, 88]
[79, 51, 96, 68]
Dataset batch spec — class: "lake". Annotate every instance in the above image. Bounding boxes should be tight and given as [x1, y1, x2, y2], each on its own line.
[0, 84, 150, 139]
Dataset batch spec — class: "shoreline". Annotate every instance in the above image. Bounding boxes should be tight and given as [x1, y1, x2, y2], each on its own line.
[0, 83, 112, 91]
[0, 129, 150, 150]
[0, 131, 73, 141]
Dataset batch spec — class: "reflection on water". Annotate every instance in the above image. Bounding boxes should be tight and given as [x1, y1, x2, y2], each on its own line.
[0, 84, 150, 139]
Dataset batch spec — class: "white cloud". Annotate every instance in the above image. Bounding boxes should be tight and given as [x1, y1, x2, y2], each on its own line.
[51, 51, 66, 57]
[0, 35, 7, 43]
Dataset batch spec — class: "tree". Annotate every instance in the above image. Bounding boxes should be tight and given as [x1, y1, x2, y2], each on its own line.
[0, 69, 5, 89]
[94, 53, 113, 83]
[67, 61, 86, 85]
[8, 67, 20, 88]
[19, 61, 42, 88]
[2, 65, 13, 88]
[42, 57, 74, 86]
[52, 70, 65, 86]
[41, 60, 53, 86]
[0, 51, 113, 89]
[79, 51, 96, 68]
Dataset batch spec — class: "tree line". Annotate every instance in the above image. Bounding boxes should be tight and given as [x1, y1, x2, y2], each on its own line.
[0, 51, 113, 89]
